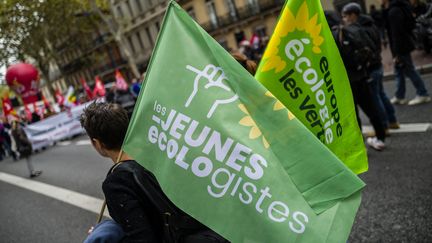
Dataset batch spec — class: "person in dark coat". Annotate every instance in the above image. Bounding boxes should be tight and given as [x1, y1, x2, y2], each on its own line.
[325, 10, 342, 29]
[334, 3, 387, 151]
[410, 0, 428, 17]
[358, 13, 400, 132]
[80, 102, 226, 242]
[11, 120, 42, 178]
[369, 4, 388, 47]
[383, 0, 431, 105]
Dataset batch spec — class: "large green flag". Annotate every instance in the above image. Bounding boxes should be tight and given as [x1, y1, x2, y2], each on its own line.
[255, 0, 368, 174]
[123, 2, 364, 242]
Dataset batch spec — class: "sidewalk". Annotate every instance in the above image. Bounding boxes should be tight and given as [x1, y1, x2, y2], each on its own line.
[382, 46, 432, 80]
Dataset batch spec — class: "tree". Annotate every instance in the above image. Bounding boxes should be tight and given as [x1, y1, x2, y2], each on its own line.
[0, 0, 96, 96]
[89, 0, 141, 78]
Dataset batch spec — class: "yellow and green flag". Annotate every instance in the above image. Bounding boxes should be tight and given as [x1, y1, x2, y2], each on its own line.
[256, 0, 368, 174]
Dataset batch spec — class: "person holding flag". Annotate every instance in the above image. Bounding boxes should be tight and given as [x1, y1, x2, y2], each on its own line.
[115, 70, 129, 91]
[11, 120, 42, 178]
[81, 102, 226, 242]
[55, 89, 65, 108]
[80, 78, 94, 101]
[92, 2, 366, 242]
[64, 86, 77, 107]
[2, 95, 14, 118]
[31, 103, 41, 123]
[333, 3, 387, 151]
[93, 76, 107, 98]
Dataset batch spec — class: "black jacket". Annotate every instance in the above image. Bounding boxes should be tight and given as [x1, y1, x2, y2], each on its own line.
[333, 23, 372, 83]
[12, 127, 32, 158]
[358, 14, 383, 69]
[103, 160, 164, 242]
[385, 0, 416, 56]
[102, 160, 226, 243]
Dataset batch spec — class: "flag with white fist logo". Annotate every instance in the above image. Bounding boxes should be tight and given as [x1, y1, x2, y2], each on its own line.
[122, 1, 364, 242]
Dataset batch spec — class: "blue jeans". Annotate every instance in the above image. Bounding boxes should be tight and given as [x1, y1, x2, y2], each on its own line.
[394, 53, 429, 98]
[369, 66, 397, 126]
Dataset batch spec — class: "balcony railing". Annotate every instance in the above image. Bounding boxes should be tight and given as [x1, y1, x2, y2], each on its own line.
[200, 0, 284, 32]
[93, 58, 128, 75]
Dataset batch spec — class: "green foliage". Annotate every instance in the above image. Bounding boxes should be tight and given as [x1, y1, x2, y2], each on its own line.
[0, 0, 103, 78]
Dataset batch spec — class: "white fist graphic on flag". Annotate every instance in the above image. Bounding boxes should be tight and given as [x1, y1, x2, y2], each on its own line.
[185, 64, 238, 118]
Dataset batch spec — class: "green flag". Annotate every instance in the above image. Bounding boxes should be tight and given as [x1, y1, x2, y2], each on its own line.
[123, 2, 364, 242]
[255, 0, 368, 174]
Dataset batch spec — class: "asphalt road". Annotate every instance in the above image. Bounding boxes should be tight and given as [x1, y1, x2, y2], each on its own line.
[0, 136, 110, 243]
[349, 73, 432, 242]
[0, 75, 431, 242]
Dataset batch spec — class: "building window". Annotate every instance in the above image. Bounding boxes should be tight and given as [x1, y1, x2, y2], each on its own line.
[128, 36, 136, 53]
[136, 32, 145, 50]
[247, 0, 260, 14]
[234, 31, 245, 45]
[116, 5, 124, 18]
[126, 1, 134, 17]
[206, 0, 218, 28]
[135, 0, 143, 13]
[334, 0, 366, 14]
[225, 0, 237, 21]
[155, 21, 160, 32]
[145, 27, 154, 46]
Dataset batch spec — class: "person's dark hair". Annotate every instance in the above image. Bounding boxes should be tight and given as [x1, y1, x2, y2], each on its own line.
[231, 52, 257, 75]
[342, 2, 362, 16]
[80, 102, 129, 150]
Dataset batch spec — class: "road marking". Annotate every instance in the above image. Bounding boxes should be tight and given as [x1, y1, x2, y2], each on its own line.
[76, 140, 92, 146]
[362, 123, 431, 134]
[0, 172, 109, 217]
[57, 141, 72, 146]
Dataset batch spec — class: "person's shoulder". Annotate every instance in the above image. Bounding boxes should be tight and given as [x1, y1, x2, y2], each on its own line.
[343, 24, 362, 38]
[109, 160, 152, 180]
[116, 160, 144, 172]
[388, 5, 404, 16]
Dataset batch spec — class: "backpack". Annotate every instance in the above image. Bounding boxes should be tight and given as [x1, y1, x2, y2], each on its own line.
[335, 24, 374, 74]
[121, 162, 229, 243]
[359, 17, 382, 67]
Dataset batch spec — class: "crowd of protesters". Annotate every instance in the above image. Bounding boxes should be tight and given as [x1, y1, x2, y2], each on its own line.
[0, 71, 144, 179]
[326, 0, 432, 151]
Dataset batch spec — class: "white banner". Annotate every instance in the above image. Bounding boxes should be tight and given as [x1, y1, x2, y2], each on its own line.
[24, 101, 96, 151]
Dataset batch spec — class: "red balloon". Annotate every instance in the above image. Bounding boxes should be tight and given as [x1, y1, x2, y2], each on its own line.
[5, 63, 40, 104]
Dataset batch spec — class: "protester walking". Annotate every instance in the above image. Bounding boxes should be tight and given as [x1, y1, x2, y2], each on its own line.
[358, 12, 400, 131]
[3, 120, 18, 160]
[334, 3, 387, 151]
[0, 122, 6, 161]
[81, 102, 227, 242]
[11, 120, 42, 178]
[383, 0, 431, 105]
[369, 4, 388, 48]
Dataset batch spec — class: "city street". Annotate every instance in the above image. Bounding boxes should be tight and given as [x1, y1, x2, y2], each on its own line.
[0, 76, 431, 243]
